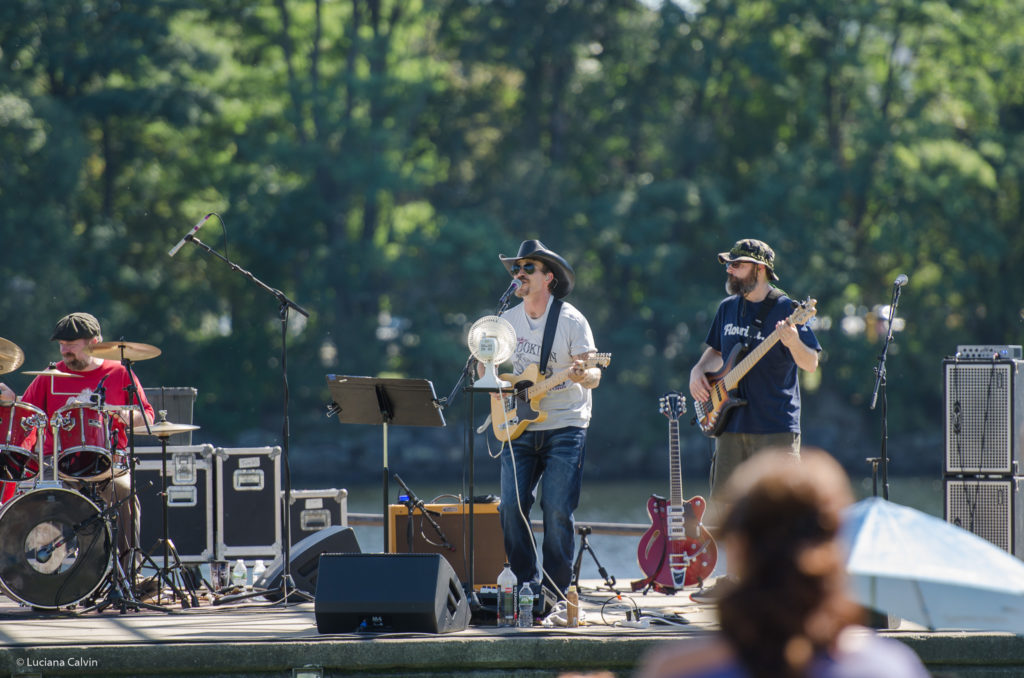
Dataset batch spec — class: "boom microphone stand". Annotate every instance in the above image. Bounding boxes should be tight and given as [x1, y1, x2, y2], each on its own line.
[868, 274, 908, 500]
[180, 234, 311, 605]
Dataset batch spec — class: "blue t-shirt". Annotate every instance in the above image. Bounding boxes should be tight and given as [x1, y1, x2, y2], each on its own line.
[704, 292, 820, 434]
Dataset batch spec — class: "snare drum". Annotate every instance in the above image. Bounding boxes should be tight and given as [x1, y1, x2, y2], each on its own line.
[0, 400, 45, 484]
[52, 403, 127, 483]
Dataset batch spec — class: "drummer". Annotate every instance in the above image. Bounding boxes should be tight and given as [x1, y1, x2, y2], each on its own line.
[0, 312, 155, 571]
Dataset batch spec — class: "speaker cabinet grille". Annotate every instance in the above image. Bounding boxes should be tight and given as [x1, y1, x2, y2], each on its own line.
[943, 360, 1024, 475]
[945, 478, 1023, 558]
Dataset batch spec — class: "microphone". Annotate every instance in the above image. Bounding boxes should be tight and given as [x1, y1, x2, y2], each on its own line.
[168, 213, 213, 257]
[894, 274, 909, 287]
[498, 278, 523, 306]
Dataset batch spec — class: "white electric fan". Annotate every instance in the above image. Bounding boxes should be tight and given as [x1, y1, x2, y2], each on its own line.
[467, 315, 517, 389]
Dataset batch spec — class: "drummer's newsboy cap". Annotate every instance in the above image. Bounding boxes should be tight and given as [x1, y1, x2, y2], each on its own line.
[51, 312, 102, 341]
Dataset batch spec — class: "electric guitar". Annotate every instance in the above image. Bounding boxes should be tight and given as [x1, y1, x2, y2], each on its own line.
[633, 392, 718, 592]
[693, 297, 817, 437]
[490, 354, 612, 441]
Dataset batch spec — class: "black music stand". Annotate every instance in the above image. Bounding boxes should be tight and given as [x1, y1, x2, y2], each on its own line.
[326, 376, 445, 552]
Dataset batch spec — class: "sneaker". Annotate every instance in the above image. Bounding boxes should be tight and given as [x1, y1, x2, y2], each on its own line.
[689, 575, 737, 604]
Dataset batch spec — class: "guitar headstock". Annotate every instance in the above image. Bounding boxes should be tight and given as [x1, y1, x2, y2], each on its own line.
[788, 297, 817, 326]
[659, 391, 686, 421]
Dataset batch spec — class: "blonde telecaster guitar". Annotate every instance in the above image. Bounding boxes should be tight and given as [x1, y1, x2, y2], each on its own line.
[490, 354, 612, 441]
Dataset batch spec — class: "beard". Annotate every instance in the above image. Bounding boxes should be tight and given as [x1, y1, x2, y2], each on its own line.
[726, 267, 758, 296]
[63, 353, 89, 371]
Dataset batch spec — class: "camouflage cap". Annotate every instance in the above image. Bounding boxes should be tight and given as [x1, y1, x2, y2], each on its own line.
[717, 239, 779, 281]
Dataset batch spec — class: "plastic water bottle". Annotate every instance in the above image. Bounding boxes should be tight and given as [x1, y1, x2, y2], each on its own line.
[517, 583, 534, 628]
[497, 563, 517, 627]
[231, 558, 248, 589]
[251, 559, 267, 589]
[566, 585, 579, 627]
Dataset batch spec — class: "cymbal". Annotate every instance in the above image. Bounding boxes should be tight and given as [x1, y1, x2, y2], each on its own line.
[0, 338, 25, 375]
[134, 421, 200, 437]
[23, 366, 83, 378]
[88, 341, 161, 361]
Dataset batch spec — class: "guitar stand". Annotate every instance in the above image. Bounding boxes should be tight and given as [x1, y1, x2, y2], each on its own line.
[571, 526, 617, 592]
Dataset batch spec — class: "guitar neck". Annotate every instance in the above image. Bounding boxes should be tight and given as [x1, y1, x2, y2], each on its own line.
[668, 419, 682, 507]
[524, 356, 608, 399]
[526, 367, 575, 399]
[723, 326, 784, 390]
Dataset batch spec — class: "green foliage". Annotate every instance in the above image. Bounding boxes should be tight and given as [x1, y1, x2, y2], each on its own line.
[2, 0, 1023, 481]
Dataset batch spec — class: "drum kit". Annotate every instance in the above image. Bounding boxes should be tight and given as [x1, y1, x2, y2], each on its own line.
[0, 336, 200, 612]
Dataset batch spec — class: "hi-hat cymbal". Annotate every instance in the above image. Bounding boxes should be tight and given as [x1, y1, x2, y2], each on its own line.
[0, 338, 25, 375]
[88, 341, 162, 361]
[134, 421, 200, 437]
[23, 366, 83, 378]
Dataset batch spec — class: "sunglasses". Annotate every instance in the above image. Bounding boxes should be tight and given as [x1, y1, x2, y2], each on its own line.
[510, 262, 539, 275]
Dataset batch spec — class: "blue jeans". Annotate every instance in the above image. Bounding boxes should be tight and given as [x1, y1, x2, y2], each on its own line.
[499, 426, 586, 593]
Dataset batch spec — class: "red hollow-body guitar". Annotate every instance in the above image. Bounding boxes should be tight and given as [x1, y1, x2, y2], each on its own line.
[632, 392, 718, 592]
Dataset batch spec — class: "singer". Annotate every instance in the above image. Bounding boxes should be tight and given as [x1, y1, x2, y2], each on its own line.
[491, 239, 601, 616]
[687, 238, 821, 604]
[0, 312, 155, 572]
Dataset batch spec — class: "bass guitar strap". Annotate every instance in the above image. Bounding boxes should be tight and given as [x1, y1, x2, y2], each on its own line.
[740, 287, 783, 356]
[538, 298, 564, 376]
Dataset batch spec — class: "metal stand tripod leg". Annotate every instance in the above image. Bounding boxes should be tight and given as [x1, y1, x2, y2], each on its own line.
[570, 526, 617, 592]
[137, 434, 198, 607]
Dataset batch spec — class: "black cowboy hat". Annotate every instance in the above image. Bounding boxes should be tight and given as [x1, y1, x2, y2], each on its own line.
[498, 239, 575, 299]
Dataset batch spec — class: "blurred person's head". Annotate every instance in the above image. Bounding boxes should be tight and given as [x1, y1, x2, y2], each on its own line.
[717, 448, 863, 678]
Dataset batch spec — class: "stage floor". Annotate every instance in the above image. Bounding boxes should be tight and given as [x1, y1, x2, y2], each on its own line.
[0, 580, 1018, 678]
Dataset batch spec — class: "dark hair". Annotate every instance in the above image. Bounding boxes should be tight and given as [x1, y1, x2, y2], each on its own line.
[717, 449, 863, 678]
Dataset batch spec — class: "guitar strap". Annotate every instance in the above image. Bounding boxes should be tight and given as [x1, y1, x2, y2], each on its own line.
[740, 287, 783, 356]
[538, 298, 564, 376]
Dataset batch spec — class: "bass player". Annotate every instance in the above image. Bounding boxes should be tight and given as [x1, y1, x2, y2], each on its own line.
[492, 239, 601, 610]
[688, 238, 820, 603]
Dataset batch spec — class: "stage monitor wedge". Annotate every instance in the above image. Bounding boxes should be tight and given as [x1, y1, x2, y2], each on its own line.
[257, 525, 360, 602]
[314, 553, 469, 634]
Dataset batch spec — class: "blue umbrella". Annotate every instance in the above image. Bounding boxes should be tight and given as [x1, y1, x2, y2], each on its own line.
[842, 496, 1024, 634]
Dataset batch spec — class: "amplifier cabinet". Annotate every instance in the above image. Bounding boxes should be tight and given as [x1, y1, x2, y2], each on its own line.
[387, 502, 505, 587]
[945, 477, 1023, 558]
[215, 446, 282, 561]
[139, 387, 198, 446]
[944, 359, 1024, 475]
[286, 488, 348, 546]
[134, 444, 215, 562]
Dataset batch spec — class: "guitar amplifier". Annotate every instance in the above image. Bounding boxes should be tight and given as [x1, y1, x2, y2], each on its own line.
[388, 502, 505, 587]
[945, 477, 1024, 558]
[944, 360, 1024, 475]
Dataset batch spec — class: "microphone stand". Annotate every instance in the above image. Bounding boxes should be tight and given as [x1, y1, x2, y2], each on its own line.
[868, 280, 904, 500]
[393, 473, 454, 553]
[183, 235, 312, 605]
[434, 285, 517, 611]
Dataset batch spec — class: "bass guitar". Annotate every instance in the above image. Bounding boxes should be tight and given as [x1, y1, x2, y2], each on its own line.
[632, 392, 718, 592]
[693, 297, 817, 437]
[490, 354, 612, 441]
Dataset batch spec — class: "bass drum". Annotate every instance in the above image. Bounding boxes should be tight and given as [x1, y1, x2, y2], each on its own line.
[0, 488, 112, 609]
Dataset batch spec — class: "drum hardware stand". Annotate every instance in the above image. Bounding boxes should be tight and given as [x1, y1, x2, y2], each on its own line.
[571, 525, 617, 592]
[111, 344, 151, 588]
[40, 490, 174, 615]
[136, 412, 200, 608]
[180, 233, 312, 606]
